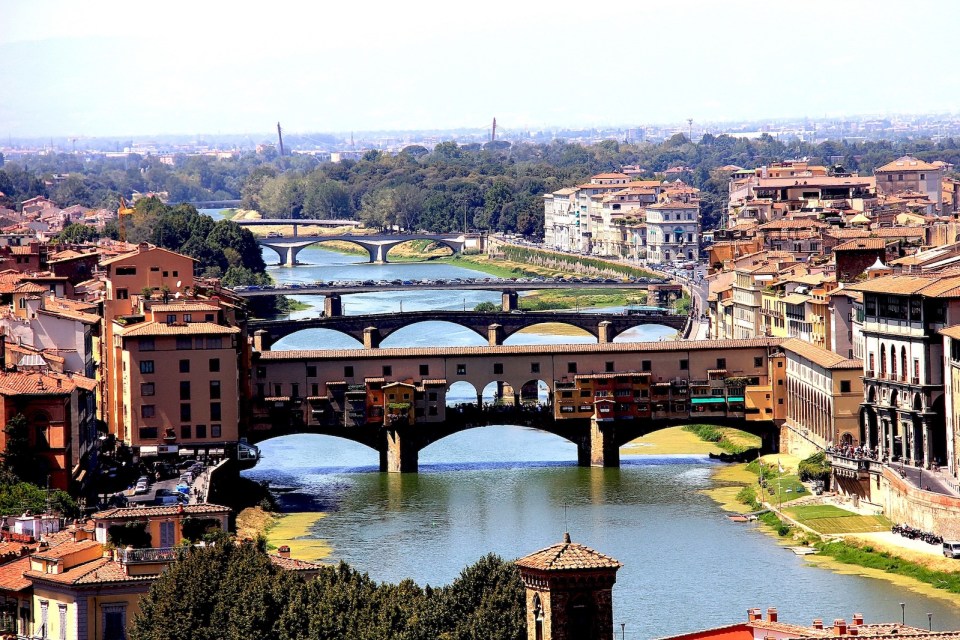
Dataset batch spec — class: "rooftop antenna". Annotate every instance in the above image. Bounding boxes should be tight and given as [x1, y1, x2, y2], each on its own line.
[276, 122, 285, 157]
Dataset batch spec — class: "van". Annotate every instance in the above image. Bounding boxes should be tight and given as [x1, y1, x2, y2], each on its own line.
[943, 541, 960, 558]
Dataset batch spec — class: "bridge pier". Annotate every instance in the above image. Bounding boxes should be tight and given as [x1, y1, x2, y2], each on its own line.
[585, 418, 620, 468]
[324, 295, 342, 317]
[488, 323, 504, 346]
[282, 246, 298, 267]
[381, 429, 419, 473]
[502, 291, 519, 312]
[363, 327, 381, 349]
[598, 321, 613, 344]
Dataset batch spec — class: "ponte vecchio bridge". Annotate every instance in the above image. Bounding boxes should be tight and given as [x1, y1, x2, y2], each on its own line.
[246, 338, 784, 472]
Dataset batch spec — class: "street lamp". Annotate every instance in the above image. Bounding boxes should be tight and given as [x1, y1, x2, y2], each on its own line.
[621, 623, 625, 639]
[900, 602, 905, 626]
[928, 613, 933, 631]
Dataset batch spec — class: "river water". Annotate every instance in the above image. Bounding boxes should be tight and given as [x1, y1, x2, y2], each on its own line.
[209, 213, 960, 637]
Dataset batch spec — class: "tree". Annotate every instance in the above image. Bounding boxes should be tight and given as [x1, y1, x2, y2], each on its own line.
[54, 223, 102, 244]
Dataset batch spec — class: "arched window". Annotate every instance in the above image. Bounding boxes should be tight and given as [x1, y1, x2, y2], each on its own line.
[879, 343, 887, 377]
[901, 347, 908, 382]
[533, 594, 544, 640]
[889, 344, 897, 381]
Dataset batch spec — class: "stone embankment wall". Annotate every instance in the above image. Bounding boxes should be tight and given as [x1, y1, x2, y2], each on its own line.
[877, 468, 960, 539]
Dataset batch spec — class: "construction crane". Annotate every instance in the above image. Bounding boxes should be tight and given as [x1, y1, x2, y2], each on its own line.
[118, 196, 135, 242]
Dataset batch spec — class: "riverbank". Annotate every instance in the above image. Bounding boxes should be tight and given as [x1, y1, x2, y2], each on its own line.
[236, 507, 332, 562]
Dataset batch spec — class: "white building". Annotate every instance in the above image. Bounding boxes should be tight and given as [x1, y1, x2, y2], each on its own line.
[644, 200, 700, 264]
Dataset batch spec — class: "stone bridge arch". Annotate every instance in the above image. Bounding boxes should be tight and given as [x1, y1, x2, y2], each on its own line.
[381, 237, 462, 261]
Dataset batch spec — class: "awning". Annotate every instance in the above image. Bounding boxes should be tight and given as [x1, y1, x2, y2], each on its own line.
[139, 446, 158, 456]
[691, 398, 726, 404]
[179, 448, 196, 456]
[727, 396, 745, 402]
[209, 448, 225, 456]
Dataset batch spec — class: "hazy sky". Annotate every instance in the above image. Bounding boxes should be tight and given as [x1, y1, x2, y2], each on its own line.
[2, 0, 959, 138]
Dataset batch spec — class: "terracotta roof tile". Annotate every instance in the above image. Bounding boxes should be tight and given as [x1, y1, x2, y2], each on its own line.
[834, 238, 886, 251]
[0, 370, 93, 396]
[120, 321, 239, 337]
[33, 538, 99, 561]
[149, 302, 219, 313]
[268, 554, 324, 572]
[516, 534, 621, 571]
[92, 503, 230, 520]
[782, 339, 863, 370]
[875, 155, 940, 172]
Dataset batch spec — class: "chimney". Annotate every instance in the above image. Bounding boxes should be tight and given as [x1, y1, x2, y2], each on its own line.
[813, 619, 824, 630]
[834, 619, 847, 636]
[767, 607, 778, 623]
[277, 545, 290, 558]
[748, 608, 763, 622]
[848, 626, 858, 636]
[852, 613, 863, 626]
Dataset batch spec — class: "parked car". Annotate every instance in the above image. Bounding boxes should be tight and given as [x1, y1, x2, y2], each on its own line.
[944, 541, 960, 558]
[134, 479, 149, 495]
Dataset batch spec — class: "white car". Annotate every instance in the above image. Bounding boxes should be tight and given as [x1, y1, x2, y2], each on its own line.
[134, 480, 149, 495]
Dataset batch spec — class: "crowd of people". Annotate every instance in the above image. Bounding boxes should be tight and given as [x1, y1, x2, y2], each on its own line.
[825, 444, 880, 461]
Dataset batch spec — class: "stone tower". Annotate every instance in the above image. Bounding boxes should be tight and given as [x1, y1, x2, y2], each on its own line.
[516, 533, 622, 640]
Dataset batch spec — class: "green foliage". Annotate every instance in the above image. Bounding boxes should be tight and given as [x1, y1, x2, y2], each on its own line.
[131, 545, 525, 640]
[108, 521, 152, 548]
[0, 482, 77, 517]
[54, 222, 104, 244]
[736, 486, 761, 511]
[1, 414, 31, 481]
[758, 511, 791, 536]
[181, 517, 222, 543]
[816, 540, 960, 594]
[798, 451, 831, 482]
[682, 424, 750, 454]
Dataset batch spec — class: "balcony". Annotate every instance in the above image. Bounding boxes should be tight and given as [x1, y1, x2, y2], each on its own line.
[826, 453, 876, 480]
[119, 546, 187, 564]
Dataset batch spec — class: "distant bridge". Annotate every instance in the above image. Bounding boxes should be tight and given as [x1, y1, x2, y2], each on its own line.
[233, 218, 361, 230]
[257, 233, 467, 265]
[233, 280, 666, 298]
[188, 199, 243, 208]
[247, 309, 687, 348]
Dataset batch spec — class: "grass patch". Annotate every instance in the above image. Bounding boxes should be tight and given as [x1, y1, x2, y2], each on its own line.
[520, 288, 648, 311]
[815, 539, 960, 594]
[785, 505, 892, 534]
[683, 424, 760, 455]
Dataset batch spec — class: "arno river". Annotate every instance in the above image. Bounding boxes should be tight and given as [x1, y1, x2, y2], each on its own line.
[233, 235, 960, 638]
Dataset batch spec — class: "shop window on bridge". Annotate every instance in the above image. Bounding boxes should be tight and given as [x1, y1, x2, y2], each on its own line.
[494, 363, 504, 375]
[428, 392, 438, 401]
[382, 366, 392, 377]
[642, 360, 652, 372]
[580, 390, 591, 397]
[754, 357, 763, 367]
[716, 358, 726, 369]
[181, 425, 191, 439]
[420, 364, 429, 376]
[678, 359, 687, 370]
[344, 366, 354, 377]
[568, 362, 578, 374]
[311, 383, 319, 396]
[561, 406, 576, 413]
[210, 358, 220, 372]
[561, 391, 573, 399]
[605, 361, 614, 372]
[531, 363, 540, 374]
[457, 364, 466, 375]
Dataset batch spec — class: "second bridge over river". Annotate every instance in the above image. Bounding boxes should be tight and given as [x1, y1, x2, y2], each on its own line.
[248, 308, 688, 349]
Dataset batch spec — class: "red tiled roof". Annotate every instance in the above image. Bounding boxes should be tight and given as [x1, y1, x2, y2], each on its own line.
[0, 370, 94, 396]
[268, 554, 324, 572]
[515, 534, 621, 571]
[92, 504, 229, 520]
[120, 321, 239, 337]
[33, 538, 99, 561]
[0, 556, 32, 591]
[834, 238, 886, 251]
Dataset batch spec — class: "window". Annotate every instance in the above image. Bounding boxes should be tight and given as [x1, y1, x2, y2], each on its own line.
[580, 390, 590, 397]
[139, 427, 158, 440]
[605, 361, 614, 372]
[180, 381, 191, 400]
[716, 358, 726, 369]
[140, 360, 155, 374]
[494, 363, 504, 375]
[210, 403, 221, 421]
[291, 383, 299, 398]
[141, 405, 155, 418]
[40, 600, 48, 640]
[206, 337, 222, 349]
[679, 359, 688, 370]
[428, 392, 438, 401]
[428, 406, 438, 416]
[567, 362, 577, 374]
[173, 271, 179, 277]
[116, 288, 128, 300]
[209, 358, 220, 372]
[179, 360, 190, 373]
[139, 338, 155, 351]
[58, 604, 66, 640]
[311, 383, 319, 396]
[196, 424, 206, 438]
[457, 364, 467, 375]
[180, 404, 191, 421]
[642, 360, 652, 372]
[344, 365, 354, 377]
[211, 424, 222, 438]
[754, 357, 763, 368]
[274, 384, 282, 396]
[176, 337, 192, 350]
[166, 314, 177, 325]
[115, 266, 136, 276]
[141, 383, 155, 396]
[840, 380, 851, 393]
[416, 364, 429, 377]
[531, 362, 540, 374]
[382, 365, 392, 377]
[184, 313, 192, 323]
[307, 365, 317, 377]
[205, 313, 214, 322]
[181, 425, 192, 439]
[210, 380, 221, 399]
